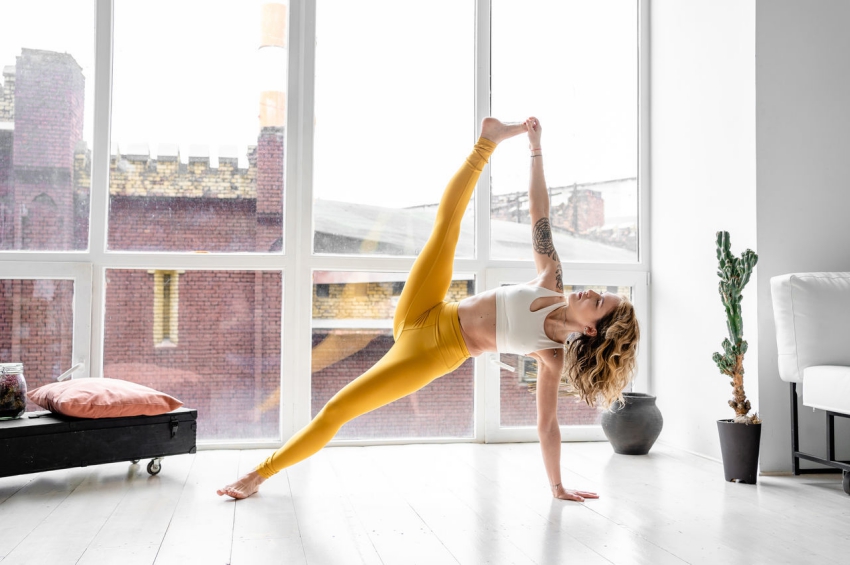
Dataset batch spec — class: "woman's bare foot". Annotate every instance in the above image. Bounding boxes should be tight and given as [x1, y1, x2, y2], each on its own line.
[217, 470, 266, 499]
[480, 117, 527, 144]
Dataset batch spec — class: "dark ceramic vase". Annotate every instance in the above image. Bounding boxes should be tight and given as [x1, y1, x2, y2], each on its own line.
[717, 419, 761, 484]
[601, 392, 663, 455]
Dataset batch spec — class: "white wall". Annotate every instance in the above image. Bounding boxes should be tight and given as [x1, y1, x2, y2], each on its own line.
[756, 0, 850, 472]
[650, 0, 757, 460]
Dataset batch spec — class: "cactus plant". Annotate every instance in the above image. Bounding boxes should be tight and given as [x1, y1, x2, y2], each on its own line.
[712, 231, 761, 424]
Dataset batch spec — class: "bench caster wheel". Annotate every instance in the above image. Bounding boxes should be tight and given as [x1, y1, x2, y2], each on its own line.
[147, 458, 162, 476]
[843, 471, 850, 495]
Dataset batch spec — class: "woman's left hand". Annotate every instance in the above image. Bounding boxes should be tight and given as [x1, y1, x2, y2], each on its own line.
[553, 484, 599, 502]
[525, 116, 542, 149]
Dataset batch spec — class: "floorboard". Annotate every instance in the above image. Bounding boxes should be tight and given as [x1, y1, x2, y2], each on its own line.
[442, 443, 685, 565]
[287, 449, 383, 565]
[76, 456, 194, 565]
[1, 442, 849, 565]
[152, 450, 239, 565]
[0, 467, 90, 560]
[325, 446, 460, 565]
[229, 450, 307, 565]
[3, 464, 138, 564]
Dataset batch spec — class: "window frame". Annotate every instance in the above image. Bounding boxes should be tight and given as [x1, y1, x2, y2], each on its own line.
[0, 262, 92, 381]
[0, 0, 649, 449]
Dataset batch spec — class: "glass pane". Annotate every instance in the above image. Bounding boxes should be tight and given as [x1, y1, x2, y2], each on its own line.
[104, 270, 282, 441]
[0, 279, 74, 411]
[500, 283, 634, 427]
[313, 1, 474, 256]
[109, 1, 288, 253]
[491, 1, 638, 262]
[0, 3, 94, 251]
[312, 271, 475, 439]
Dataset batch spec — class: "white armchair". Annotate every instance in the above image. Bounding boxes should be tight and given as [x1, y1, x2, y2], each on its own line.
[771, 272, 850, 494]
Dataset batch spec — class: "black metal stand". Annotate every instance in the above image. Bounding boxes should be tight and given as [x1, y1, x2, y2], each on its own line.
[790, 383, 850, 494]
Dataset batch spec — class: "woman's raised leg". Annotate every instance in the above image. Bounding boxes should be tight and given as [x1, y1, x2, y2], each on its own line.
[392, 118, 526, 339]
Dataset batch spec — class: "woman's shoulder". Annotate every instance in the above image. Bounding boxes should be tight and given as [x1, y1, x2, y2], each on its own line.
[522, 277, 563, 297]
[497, 283, 560, 306]
[529, 348, 565, 370]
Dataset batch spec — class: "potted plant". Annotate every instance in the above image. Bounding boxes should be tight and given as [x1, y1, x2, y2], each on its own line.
[712, 231, 761, 483]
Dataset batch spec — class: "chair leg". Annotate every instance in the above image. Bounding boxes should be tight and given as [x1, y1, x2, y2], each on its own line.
[791, 382, 801, 475]
[828, 412, 836, 463]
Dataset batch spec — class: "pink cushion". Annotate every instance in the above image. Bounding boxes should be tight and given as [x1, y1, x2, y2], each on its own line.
[28, 378, 183, 418]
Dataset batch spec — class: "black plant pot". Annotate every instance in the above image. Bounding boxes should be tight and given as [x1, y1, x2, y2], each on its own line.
[601, 392, 663, 455]
[717, 419, 761, 483]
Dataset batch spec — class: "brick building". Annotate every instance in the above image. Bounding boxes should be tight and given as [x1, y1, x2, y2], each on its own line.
[1, 48, 605, 443]
[491, 180, 638, 253]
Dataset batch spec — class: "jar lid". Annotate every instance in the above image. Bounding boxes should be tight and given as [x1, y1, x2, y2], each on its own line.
[0, 363, 23, 374]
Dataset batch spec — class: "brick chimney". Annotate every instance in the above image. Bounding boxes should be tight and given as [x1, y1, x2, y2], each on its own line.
[10, 49, 85, 250]
[258, 2, 287, 130]
[553, 184, 605, 234]
[256, 2, 287, 250]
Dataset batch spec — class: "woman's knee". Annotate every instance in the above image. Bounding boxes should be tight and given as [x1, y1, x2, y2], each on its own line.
[317, 396, 357, 428]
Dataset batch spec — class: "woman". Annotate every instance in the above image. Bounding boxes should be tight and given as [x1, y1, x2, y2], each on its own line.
[218, 117, 640, 502]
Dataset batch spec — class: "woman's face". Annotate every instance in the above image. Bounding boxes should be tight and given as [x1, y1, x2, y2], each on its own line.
[567, 289, 621, 335]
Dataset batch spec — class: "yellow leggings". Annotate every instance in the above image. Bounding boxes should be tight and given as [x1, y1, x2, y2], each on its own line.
[255, 137, 496, 478]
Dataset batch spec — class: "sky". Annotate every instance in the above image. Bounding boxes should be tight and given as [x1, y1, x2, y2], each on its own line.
[1, 0, 637, 210]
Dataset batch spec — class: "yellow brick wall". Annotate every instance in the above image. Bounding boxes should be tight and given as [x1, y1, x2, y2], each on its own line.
[151, 270, 180, 345]
[312, 280, 472, 319]
[74, 150, 90, 196]
[104, 154, 256, 199]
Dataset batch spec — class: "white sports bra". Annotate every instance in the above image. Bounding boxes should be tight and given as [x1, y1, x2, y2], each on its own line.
[495, 284, 566, 355]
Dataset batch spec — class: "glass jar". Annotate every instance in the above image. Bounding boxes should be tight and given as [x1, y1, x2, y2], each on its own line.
[0, 363, 27, 420]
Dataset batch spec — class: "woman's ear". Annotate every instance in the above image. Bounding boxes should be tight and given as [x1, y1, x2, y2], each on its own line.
[584, 326, 597, 337]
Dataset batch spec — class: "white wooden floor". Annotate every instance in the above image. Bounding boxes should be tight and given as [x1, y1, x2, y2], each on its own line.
[1, 441, 848, 565]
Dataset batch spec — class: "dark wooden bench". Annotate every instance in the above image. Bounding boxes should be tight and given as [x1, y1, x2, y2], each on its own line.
[0, 408, 197, 477]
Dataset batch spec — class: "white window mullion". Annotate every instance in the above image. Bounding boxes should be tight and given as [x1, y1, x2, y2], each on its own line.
[473, 0, 492, 443]
[638, 0, 652, 392]
[283, 0, 318, 441]
[88, 0, 114, 379]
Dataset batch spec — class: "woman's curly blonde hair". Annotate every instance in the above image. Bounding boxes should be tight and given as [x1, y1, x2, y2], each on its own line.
[559, 295, 640, 410]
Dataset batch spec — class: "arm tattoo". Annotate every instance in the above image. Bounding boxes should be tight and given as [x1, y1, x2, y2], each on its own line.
[533, 218, 563, 290]
[533, 218, 558, 260]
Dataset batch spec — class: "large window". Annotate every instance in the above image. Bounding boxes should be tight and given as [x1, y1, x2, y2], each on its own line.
[491, 0, 639, 263]
[0, 279, 74, 402]
[103, 269, 282, 441]
[313, 0, 475, 257]
[0, 2, 95, 252]
[0, 1, 646, 447]
[110, 0, 285, 253]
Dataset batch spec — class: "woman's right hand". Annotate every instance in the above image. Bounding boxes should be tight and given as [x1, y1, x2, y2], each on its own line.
[553, 483, 599, 502]
[526, 117, 542, 150]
